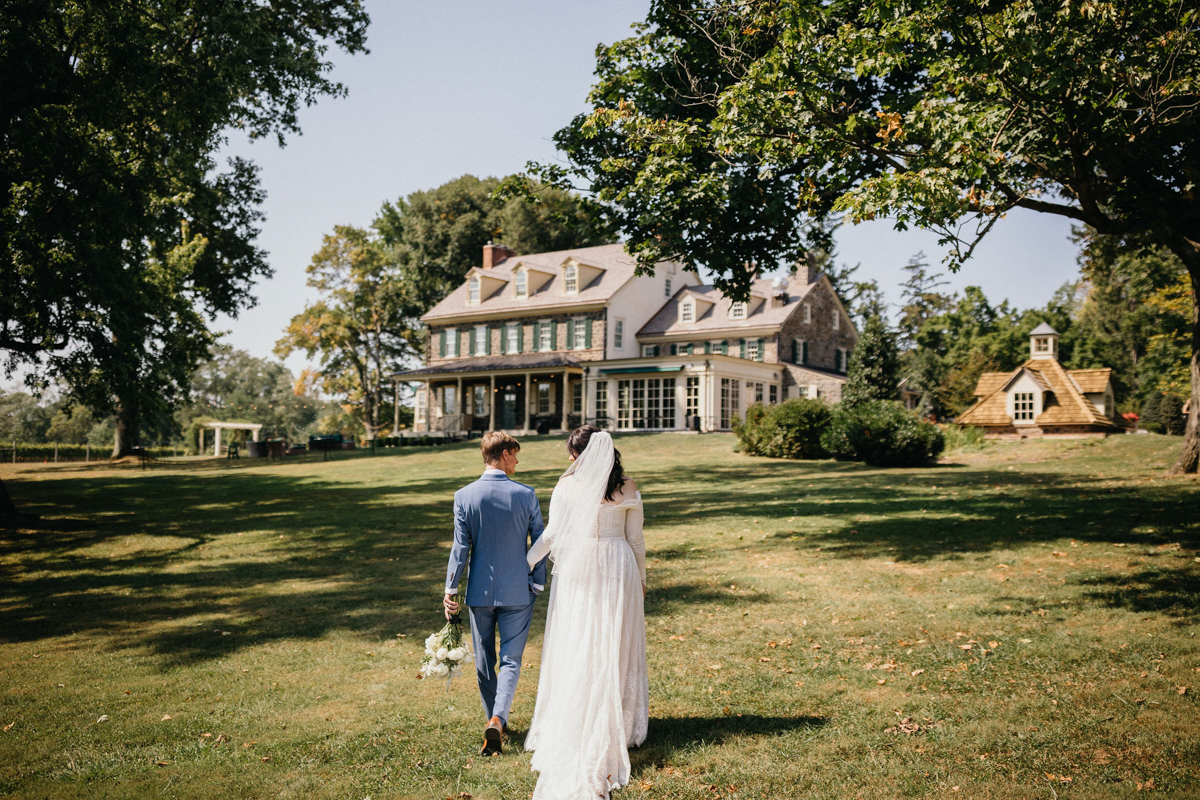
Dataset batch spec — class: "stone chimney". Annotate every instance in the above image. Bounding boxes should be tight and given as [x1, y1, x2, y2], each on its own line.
[482, 241, 515, 270]
[796, 254, 820, 285]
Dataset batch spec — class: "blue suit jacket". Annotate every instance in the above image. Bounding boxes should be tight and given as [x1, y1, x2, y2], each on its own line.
[445, 472, 547, 607]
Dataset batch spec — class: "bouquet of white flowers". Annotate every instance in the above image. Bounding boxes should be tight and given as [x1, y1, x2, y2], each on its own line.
[421, 594, 473, 692]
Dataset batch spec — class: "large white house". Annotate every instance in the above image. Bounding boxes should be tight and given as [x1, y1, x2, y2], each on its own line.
[398, 243, 858, 434]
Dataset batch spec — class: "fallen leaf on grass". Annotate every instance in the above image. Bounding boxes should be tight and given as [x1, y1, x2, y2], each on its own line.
[3, 722, 13, 732]
[201, 733, 212, 738]
[161, 714, 172, 721]
[639, 782, 654, 790]
[1136, 778, 1156, 791]
[260, 756, 271, 762]
[96, 715, 109, 723]
[1045, 773, 1072, 783]
[958, 644, 973, 650]
[759, 657, 772, 663]
[243, 741, 256, 748]
[215, 734, 229, 743]
[877, 679, 887, 685]
[911, 669, 925, 677]
[1177, 686, 1188, 695]
[988, 641, 1001, 649]
[885, 717, 922, 735]
[156, 761, 171, 767]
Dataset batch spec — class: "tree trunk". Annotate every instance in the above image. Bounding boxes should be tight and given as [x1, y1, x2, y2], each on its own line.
[111, 398, 138, 458]
[1170, 263, 1200, 474]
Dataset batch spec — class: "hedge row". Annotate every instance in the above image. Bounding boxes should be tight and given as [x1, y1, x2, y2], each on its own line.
[2, 444, 179, 463]
[733, 398, 946, 467]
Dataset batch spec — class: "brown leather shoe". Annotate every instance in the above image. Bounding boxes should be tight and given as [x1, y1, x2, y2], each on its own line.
[481, 716, 503, 756]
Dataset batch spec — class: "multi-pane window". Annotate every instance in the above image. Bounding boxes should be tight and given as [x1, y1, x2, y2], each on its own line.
[474, 326, 487, 354]
[665, 278, 672, 297]
[595, 381, 609, 425]
[794, 338, 808, 365]
[680, 300, 695, 323]
[445, 329, 459, 358]
[730, 301, 747, 319]
[416, 388, 427, 422]
[617, 378, 675, 429]
[751, 382, 764, 404]
[537, 383, 551, 414]
[573, 319, 587, 349]
[731, 379, 740, 421]
[506, 324, 520, 353]
[796, 386, 810, 398]
[468, 276, 480, 303]
[832, 310, 840, 330]
[1034, 336, 1051, 354]
[642, 344, 660, 358]
[572, 381, 582, 414]
[710, 341, 726, 355]
[747, 339, 760, 360]
[515, 269, 527, 298]
[473, 385, 487, 416]
[564, 265, 577, 293]
[1013, 392, 1035, 420]
[686, 376, 699, 419]
[803, 304, 811, 324]
[443, 386, 457, 415]
[769, 385, 778, 405]
[614, 319, 624, 349]
[539, 321, 552, 351]
[719, 378, 732, 429]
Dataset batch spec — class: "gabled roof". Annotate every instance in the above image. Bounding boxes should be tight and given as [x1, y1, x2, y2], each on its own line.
[957, 357, 1116, 429]
[1030, 322, 1059, 336]
[421, 244, 651, 322]
[638, 273, 822, 337]
[1068, 368, 1113, 393]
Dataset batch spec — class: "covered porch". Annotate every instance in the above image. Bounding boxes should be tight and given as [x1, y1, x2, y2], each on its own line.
[396, 353, 587, 436]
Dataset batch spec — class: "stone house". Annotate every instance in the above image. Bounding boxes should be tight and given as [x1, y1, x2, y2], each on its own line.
[956, 323, 1124, 437]
[398, 243, 859, 434]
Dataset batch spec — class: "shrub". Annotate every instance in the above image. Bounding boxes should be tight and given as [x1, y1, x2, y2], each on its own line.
[821, 400, 945, 467]
[1139, 392, 1185, 435]
[941, 424, 989, 452]
[732, 398, 831, 459]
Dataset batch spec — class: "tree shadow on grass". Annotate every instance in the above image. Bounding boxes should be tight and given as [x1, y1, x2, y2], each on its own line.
[1075, 566, 1200, 625]
[631, 714, 826, 770]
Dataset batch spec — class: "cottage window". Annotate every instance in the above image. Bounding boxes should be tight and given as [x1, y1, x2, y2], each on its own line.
[515, 269, 527, 298]
[539, 321, 553, 351]
[746, 339, 760, 361]
[1034, 336, 1051, 354]
[665, 278, 672, 297]
[796, 386, 809, 398]
[803, 304, 811, 324]
[416, 388, 427, 422]
[445, 329, 459, 358]
[686, 376, 699, 419]
[642, 344, 660, 358]
[595, 381, 609, 423]
[537, 383, 551, 414]
[473, 385, 488, 416]
[573, 318, 587, 349]
[680, 299, 695, 323]
[468, 276, 480, 304]
[769, 385, 778, 405]
[443, 386, 457, 415]
[614, 319, 624, 349]
[564, 265, 577, 293]
[730, 301, 747, 320]
[1013, 392, 1035, 421]
[474, 325, 487, 354]
[832, 310, 840, 330]
[505, 324, 519, 353]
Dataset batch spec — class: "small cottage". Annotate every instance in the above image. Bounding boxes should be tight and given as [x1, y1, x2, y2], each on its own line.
[957, 324, 1124, 438]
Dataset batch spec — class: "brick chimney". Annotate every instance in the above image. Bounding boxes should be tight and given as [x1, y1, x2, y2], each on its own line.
[482, 241, 515, 270]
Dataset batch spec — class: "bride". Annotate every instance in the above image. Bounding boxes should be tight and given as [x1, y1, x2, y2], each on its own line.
[524, 426, 649, 799]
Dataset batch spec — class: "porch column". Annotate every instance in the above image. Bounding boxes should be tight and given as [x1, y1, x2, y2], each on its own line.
[523, 372, 532, 434]
[489, 374, 496, 431]
[581, 369, 590, 425]
[199, 428, 204, 454]
[456, 376, 464, 433]
[252, 427, 260, 442]
[214, 427, 222, 457]
[392, 380, 401, 435]
[561, 372, 570, 432]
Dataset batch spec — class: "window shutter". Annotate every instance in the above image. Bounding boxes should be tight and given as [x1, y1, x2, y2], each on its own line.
[517, 324, 524, 353]
[721, 341, 729, 356]
[439, 330, 446, 358]
[739, 338, 746, 359]
[791, 339, 798, 363]
[566, 320, 575, 350]
[468, 330, 476, 356]
[584, 319, 592, 349]
[757, 338, 765, 361]
[704, 341, 711, 355]
[835, 349, 842, 372]
[532, 321, 540, 349]
[550, 321, 558, 351]
[802, 341, 809, 365]
[484, 327, 492, 355]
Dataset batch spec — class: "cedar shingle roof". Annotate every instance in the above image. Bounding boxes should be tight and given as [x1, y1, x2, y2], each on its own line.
[1067, 368, 1113, 393]
[638, 274, 827, 336]
[421, 243, 651, 322]
[958, 358, 1116, 429]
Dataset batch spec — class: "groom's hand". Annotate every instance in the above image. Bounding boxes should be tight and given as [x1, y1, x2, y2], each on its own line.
[443, 592, 459, 620]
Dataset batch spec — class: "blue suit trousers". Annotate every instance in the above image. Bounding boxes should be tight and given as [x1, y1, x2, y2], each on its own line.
[468, 599, 536, 725]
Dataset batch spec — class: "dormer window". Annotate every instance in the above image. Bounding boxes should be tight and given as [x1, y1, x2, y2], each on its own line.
[564, 264, 577, 294]
[515, 269, 527, 298]
[680, 298, 695, 324]
[468, 276, 480, 304]
[730, 301, 747, 320]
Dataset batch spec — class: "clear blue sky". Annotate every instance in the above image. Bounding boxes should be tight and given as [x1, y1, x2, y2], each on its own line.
[219, 0, 1082, 372]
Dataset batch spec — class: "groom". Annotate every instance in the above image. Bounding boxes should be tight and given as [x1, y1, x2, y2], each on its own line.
[443, 431, 547, 756]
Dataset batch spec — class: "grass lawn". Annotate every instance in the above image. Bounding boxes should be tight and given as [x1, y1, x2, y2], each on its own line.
[1, 433, 1198, 799]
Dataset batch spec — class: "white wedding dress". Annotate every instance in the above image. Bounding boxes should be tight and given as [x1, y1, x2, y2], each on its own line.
[524, 437, 649, 800]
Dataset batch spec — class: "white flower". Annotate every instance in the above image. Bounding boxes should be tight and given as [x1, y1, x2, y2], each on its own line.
[448, 647, 465, 661]
[436, 647, 448, 660]
[435, 663, 449, 676]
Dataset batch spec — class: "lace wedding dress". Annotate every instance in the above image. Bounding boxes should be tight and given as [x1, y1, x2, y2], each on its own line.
[524, 434, 649, 800]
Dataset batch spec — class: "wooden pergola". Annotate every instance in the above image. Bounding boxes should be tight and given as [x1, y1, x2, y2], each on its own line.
[200, 422, 263, 457]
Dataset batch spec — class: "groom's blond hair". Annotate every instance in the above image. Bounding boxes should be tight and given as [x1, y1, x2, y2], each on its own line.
[481, 431, 520, 465]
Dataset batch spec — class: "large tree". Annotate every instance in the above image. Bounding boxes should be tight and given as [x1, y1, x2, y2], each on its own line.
[536, 0, 1200, 471]
[0, 1, 369, 516]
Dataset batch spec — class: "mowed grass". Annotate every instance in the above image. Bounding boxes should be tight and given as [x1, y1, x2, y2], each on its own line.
[1, 433, 1198, 799]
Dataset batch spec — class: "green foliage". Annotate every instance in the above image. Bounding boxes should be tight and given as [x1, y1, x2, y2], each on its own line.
[821, 401, 945, 467]
[732, 398, 831, 459]
[940, 424, 989, 452]
[1140, 393, 1186, 436]
[3, 443, 175, 462]
[841, 315, 901, 409]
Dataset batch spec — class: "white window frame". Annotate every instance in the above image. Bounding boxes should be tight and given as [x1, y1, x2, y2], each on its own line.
[474, 325, 487, 353]
[537, 382, 552, 414]
[506, 324, 519, 353]
[515, 268, 528, 298]
[472, 385, 488, 416]
[443, 386, 457, 415]
[468, 275, 480, 304]
[832, 310, 840, 330]
[538, 320, 553, 352]
[572, 318, 587, 350]
[643, 344, 658, 358]
[445, 329, 459, 358]
[730, 301, 747, 320]
[665, 278, 672, 297]
[416, 387, 427, 421]
[803, 304, 811, 324]
[747, 339, 760, 360]
[680, 298, 695, 323]
[564, 264, 577, 294]
[1034, 336, 1051, 354]
[614, 318, 625, 349]
[1013, 391, 1036, 421]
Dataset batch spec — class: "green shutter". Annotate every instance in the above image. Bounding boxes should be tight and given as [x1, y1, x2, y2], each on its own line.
[835, 349, 842, 372]
[532, 321, 540, 350]
[704, 341, 711, 355]
[803, 341, 809, 365]
[439, 330, 446, 358]
[791, 339, 798, 363]
[757, 338, 765, 361]
[567, 320, 575, 350]
[518, 324, 525, 353]
[584, 319, 592, 349]
[484, 327, 492, 355]
[550, 321, 558, 351]
[721, 341, 729, 356]
[468, 329, 476, 356]
[739, 338, 746, 359]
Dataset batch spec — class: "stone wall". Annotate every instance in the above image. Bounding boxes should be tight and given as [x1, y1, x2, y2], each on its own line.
[425, 310, 607, 367]
[781, 364, 847, 402]
[776, 281, 859, 374]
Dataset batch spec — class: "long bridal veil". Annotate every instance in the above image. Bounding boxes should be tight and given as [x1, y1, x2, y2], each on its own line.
[538, 429, 614, 578]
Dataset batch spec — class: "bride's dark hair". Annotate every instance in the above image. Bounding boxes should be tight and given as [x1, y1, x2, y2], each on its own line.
[567, 425, 625, 501]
